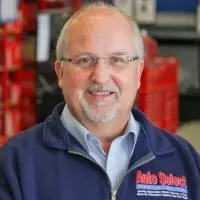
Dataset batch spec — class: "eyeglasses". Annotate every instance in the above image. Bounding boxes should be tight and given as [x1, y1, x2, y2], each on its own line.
[60, 53, 139, 69]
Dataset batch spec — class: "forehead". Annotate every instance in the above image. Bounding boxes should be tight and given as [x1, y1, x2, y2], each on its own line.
[66, 7, 135, 55]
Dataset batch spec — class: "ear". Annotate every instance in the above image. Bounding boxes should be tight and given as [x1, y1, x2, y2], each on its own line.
[55, 61, 64, 88]
[136, 61, 144, 90]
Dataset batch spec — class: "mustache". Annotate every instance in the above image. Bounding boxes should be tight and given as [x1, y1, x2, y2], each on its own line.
[85, 84, 119, 93]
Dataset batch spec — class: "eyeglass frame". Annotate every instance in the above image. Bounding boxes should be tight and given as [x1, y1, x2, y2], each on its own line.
[60, 53, 139, 69]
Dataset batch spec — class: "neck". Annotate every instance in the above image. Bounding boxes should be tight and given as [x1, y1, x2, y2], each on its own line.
[81, 113, 130, 153]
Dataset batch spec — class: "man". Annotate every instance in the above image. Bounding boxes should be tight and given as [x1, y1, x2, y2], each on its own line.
[0, 3, 200, 200]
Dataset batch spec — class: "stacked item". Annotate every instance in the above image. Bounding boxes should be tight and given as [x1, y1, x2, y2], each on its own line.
[137, 31, 179, 133]
[38, 0, 83, 12]
[38, 0, 66, 10]
[14, 70, 36, 131]
[0, 21, 23, 144]
[0, 1, 37, 146]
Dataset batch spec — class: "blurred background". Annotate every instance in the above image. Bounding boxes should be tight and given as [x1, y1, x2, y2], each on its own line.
[0, 0, 199, 151]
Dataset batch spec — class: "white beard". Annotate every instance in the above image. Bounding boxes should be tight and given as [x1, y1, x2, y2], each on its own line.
[80, 98, 120, 123]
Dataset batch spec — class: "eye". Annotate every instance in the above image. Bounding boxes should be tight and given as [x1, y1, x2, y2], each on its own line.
[74, 56, 93, 65]
[110, 56, 127, 64]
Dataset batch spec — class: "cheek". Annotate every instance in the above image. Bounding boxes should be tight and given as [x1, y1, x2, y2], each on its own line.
[62, 69, 89, 101]
[111, 69, 140, 107]
[112, 70, 140, 95]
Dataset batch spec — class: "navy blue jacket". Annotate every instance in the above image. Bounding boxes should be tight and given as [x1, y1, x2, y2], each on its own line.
[0, 102, 200, 200]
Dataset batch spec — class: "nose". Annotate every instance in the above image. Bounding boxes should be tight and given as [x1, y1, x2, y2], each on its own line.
[90, 58, 111, 84]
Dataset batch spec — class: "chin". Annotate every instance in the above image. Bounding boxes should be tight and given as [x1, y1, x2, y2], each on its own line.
[81, 103, 120, 123]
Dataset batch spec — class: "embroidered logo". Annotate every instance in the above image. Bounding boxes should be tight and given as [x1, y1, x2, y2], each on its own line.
[136, 170, 188, 199]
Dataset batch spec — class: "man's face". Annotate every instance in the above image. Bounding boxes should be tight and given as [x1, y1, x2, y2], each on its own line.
[55, 8, 143, 123]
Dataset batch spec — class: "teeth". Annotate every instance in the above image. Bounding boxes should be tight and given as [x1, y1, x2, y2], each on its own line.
[91, 92, 111, 95]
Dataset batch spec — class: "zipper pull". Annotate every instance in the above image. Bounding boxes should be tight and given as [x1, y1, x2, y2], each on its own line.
[112, 190, 117, 200]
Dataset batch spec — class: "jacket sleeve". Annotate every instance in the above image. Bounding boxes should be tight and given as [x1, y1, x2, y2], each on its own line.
[0, 145, 22, 200]
[172, 135, 200, 174]
[186, 141, 200, 173]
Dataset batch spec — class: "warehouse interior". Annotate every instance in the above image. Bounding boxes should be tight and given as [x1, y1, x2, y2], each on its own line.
[0, 0, 199, 152]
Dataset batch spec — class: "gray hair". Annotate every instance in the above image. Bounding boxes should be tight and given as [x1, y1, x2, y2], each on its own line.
[56, 2, 144, 61]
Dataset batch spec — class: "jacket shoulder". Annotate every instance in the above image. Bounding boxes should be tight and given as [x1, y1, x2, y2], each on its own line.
[160, 128, 200, 173]
[0, 122, 45, 154]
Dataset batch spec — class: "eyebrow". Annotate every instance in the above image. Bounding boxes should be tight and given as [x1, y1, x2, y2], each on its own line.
[110, 51, 129, 55]
[74, 52, 94, 56]
[70, 51, 130, 57]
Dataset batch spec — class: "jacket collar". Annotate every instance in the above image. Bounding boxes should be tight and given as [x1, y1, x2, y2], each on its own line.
[43, 102, 70, 150]
[129, 108, 174, 165]
[43, 102, 174, 156]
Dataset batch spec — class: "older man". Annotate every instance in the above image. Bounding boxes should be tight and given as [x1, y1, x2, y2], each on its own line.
[0, 3, 200, 200]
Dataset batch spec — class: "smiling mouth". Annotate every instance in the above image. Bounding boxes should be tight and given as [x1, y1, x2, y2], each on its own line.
[88, 91, 114, 95]
[86, 91, 116, 101]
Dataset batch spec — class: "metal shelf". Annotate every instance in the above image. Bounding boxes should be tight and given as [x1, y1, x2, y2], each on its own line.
[148, 29, 200, 41]
[139, 25, 200, 41]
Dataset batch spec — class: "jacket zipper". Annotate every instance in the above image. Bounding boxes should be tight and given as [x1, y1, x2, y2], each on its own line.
[111, 152, 156, 200]
[111, 190, 117, 200]
[68, 150, 155, 200]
